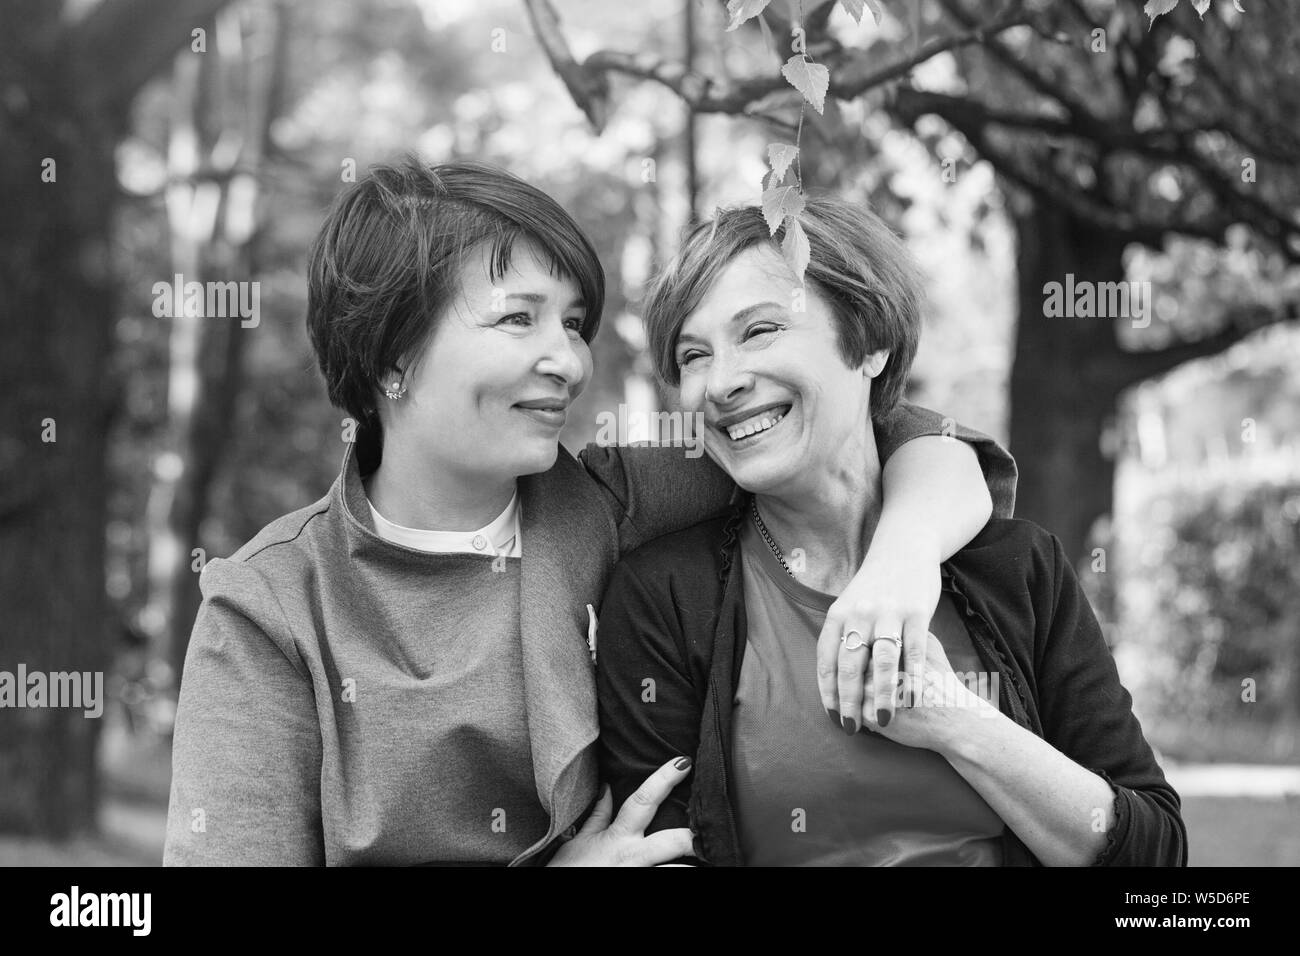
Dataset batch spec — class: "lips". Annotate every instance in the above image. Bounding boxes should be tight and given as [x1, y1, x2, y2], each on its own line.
[514, 397, 569, 428]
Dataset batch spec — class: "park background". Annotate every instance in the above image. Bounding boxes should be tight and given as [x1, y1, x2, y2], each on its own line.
[1, 0, 1298, 865]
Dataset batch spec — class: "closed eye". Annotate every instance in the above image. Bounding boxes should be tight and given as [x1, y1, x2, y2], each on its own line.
[677, 349, 707, 368]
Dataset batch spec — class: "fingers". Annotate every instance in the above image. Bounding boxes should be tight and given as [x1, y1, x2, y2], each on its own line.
[835, 626, 871, 735]
[576, 785, 613, 837]
[816, 608, 846, 719]
[901, 613, 929, 709]
[869, 618, 903, 728]
[635, 827, 697, 866]
[610, 756, 693, 836]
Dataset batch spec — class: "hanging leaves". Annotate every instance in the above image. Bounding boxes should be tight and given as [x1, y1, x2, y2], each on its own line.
[767, 143, 799, 184]
[839, 0, 884, 26]
[761, 185, 805, 235]
[1145, 0, 1246, 27]
[781, 219, 811, 284]
[726, 0, 773, 32]
[781, 54, 830, 114]
[1144, 0, 1181, 25]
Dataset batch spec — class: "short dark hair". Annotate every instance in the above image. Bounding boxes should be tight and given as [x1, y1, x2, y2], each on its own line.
[306, 156, 605, 426]
[642, 197, 922, 419]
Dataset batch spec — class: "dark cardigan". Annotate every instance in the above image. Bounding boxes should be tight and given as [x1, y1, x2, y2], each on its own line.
[595, 503, 1188, 867]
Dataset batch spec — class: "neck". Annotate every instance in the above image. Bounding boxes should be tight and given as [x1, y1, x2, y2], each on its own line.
[754, 429, 882, 593]
[365, 434, 515, 532]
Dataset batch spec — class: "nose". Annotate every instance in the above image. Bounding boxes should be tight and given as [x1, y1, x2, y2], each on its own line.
[534, 315, 586, 387]
[704, 347, 754, 408]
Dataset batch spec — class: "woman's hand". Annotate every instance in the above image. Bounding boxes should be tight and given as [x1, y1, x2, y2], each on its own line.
[859, 631, 993, 753]
[816, 528, 942, 735]
[547, 758, 696, 866]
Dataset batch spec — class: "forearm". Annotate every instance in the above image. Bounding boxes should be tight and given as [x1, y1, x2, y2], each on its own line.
[938, 701, 1115, 867]
[878, 436, 992, 563]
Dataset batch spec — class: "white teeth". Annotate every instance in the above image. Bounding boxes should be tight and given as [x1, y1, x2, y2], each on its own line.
[726, 410, 786, 441]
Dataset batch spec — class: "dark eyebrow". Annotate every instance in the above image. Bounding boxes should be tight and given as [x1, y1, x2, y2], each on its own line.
[677, 301, 784, 346]
[503, 292, 586, 311]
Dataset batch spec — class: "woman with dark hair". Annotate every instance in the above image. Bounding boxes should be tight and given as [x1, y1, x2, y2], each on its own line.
[164, 159, 1015, 866]
[596, 197, 1187, 866]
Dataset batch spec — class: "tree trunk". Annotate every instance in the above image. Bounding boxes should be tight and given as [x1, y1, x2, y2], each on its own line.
[0, 17, 122, 836]
[144, 3, 288, 684]
[1008, 200, 1127, 575]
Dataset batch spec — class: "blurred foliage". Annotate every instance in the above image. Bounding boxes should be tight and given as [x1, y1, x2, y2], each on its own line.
[1120, 468, 1300, 759]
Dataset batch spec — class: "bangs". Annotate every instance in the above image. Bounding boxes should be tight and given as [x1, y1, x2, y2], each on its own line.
[480, 226, 598, 341]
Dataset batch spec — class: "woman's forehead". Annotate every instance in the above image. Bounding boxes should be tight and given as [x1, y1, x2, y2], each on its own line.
[681, 246, 806, 331]
[459, 238, 582, 301]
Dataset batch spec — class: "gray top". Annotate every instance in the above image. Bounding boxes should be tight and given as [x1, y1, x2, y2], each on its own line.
[731, 516, 1005, 866]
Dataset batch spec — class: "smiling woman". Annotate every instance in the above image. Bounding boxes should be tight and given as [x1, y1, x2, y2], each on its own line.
[163, 158, 1020, 867]
[598, 198, 1186, 866]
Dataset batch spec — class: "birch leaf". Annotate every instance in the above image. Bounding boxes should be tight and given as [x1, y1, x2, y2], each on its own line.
[781, 217, 810, 285]
[781, 55, 830, 114]
[767, 143, 799, 184]
[1144, 0, 1181, 28]
[838, 0, 883, 24]
[726, 0, 773, 32]
[762, 185, 805, 236]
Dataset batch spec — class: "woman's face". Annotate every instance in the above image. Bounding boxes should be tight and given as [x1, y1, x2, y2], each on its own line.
[384, 238, 594, 483]
[673, 245, 884, 497]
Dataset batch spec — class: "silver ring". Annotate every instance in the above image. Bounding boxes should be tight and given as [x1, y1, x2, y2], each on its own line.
[841, 628, 869, 651]
[871, 633, 903, 651]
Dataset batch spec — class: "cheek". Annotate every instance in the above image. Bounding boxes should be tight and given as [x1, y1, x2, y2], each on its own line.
[575, 339, 594, 393]
[676, 374, 706, 412]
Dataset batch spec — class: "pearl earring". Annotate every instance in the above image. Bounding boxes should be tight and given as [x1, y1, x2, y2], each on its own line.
[384, 380, 407, 400]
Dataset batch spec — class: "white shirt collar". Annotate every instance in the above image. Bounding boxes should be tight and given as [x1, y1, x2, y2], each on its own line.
[367, 491, 522, 557]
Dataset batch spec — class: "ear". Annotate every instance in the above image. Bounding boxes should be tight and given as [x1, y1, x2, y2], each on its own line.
[861, 349, 890, 379]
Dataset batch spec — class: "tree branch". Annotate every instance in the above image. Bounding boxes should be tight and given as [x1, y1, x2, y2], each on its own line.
[522, 0, 610, 131]
[1115, 301, 1300, 388]
[72, 0, 236, 116]
[531, 0, 1029, 119]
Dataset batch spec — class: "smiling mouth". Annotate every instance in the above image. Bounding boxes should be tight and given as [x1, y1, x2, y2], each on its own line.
[514, 403, 568, 428]
[720, 404, 792, 442]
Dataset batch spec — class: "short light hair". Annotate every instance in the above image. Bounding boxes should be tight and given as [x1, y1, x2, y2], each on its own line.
[642, 197, 923, 419]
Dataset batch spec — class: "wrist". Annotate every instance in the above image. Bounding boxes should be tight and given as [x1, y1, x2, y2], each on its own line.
[869, 508, 942, 563]
[929, 680, 1000, 763]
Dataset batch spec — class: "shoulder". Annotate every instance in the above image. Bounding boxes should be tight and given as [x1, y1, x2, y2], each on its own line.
[208, 488, 335, 591]
[944, 518, 1071, 643]
[193, 488, 337, 667]
[610, 513, 731, 586]
[948, 517, 1063, 586]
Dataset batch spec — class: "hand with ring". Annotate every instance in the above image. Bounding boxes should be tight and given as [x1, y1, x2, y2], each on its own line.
[816, 554, 940, 733]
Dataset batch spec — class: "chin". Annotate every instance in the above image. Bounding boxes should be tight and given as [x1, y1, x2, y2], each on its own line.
[723, 460, 795, 498]
[511, 442, 561, 477]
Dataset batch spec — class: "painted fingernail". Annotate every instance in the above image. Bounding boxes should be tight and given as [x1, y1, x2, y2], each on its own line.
[841, 715, 857, 735]
[877, 708, 891, 728]
[674, 756, 692, 771]
[827, 708, 840, 728]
